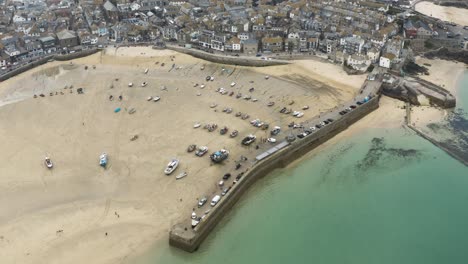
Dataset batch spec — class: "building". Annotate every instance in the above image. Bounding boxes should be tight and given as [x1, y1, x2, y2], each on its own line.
[367, 47, 380, 63]
[261, 36, 283, 53]
[103, 0, 119, 23]
[403, 20, 432, 39]
[57, 30, 79, 48]
[343, 37, 365, 55]
[379, 53, 395, 69]
[38, 36, 57, 53]
[243, 38, 258, 55]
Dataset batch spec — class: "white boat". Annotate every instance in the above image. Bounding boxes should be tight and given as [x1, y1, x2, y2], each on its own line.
[200, 84, 205, 88]
[99, 153, 108, 168]
[147, 96, 153, 101]
[194, 122, 201, 128]
[296, 112, 304, 118]
[210, 76, 215, 81]
[265, 75, 270, 79]
[141, 82, 147, 87]
[44, 157, 53, 169]
[164, 159, 179, 175]
[128, 82, 133, 87]
[230, 82, 236, 87]
[144, 68, 149, 74]
[176, 171, 187, 180]
[153, 96, 160, 102]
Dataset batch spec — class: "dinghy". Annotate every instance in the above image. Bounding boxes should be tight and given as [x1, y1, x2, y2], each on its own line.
[164, 159, 179, 175]
[44, 157, 53, 169]
[176, 172, 187, 180]
[99, 153, 108, 168]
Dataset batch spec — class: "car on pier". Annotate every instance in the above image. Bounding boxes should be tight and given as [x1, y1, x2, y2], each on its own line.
[223, 173, 231, 180]
[222, 187, 231, 196]
[198, 197, 208, 208]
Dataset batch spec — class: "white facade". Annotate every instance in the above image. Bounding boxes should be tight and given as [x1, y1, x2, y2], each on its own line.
[232, 43, 241, 51]
[13, 15, 26, 23]
[379, 56, 391, 68]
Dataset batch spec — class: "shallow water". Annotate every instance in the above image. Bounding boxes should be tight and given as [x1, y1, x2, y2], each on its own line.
[135, 71, 468, 264]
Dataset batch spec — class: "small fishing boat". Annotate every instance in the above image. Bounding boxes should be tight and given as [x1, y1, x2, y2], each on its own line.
[210, 149, 229, 163]
[249, 87, 255, 92]
[200, 84, 205, 88]
[176, 172, 187, 180]
[130, 135, 139, 141]
[128, 108, 136, 114]
[44, 157, 53, 169]
[153, 96, 160, 102]
[230, 82, 236, 87]
[235, 112, 242, 117]
[226, 108, 232, 113]
[195, 146, 208, 157]
[194, 122, 201, 128]
[164, 159, 179, 175]
[267, 102, 275, 107]
[141, 82, 148, 87]
[128, 82, 133, 87]
[187, 144, 197, 152]
[236, 93, 242, 99]
[210, 103, 217, 108]
[99, 153, 108, 168]
[147, 96, 153, 101]
[265, 75, 270, 79]
[114, 107, 121, 113]
[302, 105, 309, 110]
[220, 126, 228, 135]
[230, 130, 238, 138]
[144, 68, 149, 74]
[200, 66, 205, 70]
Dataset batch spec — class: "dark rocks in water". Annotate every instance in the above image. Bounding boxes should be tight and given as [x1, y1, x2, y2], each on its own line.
[356, 137, 422, 172]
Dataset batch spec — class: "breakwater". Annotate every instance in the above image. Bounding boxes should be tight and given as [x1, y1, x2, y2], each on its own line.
[169, 95, 380, 252]
[0, 49, 99, 82]
[166, 45, 290, 67]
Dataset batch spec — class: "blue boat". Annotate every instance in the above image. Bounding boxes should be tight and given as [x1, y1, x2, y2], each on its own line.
[114, 107, 121, 113]
[99, 153, 108, 167]
[210, 149, 229, 163]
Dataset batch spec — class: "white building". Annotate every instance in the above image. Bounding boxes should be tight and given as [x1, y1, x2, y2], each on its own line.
[379, 53, 395, 69]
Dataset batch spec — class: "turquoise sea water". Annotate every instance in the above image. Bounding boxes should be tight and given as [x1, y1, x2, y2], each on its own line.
[136, 72, 468, 264]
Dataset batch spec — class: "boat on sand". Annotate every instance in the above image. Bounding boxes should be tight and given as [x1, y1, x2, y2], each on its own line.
[164, 159, 179, 175]
[176, 172, 187, 180]
[230, 130, 238, 138]
[44, 157, 53, 169]
[99, 153, 108, 168]
[187, 144, 197, 152]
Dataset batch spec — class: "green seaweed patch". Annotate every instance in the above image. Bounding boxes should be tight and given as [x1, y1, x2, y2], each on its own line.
[355, 137, 422, 173]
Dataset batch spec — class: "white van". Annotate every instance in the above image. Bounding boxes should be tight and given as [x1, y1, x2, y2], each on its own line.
[211, 195, 221, 206]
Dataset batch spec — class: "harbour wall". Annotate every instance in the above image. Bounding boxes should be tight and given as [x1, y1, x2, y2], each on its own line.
[0, 49, 100, 82]
[169, 96, 380, 252]
[166, 45, 291, 67]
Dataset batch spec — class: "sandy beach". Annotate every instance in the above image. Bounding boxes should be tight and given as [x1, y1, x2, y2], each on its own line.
[415, 1, 468, 26]
[0, 47, 360, 264]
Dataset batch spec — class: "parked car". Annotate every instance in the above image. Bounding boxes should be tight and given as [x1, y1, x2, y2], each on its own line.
[198, 197, 208, 208]
[211, 195, 221, 206]
[327, 118, 334, 123]
[350, 105, 357, 109]
[222, 187, 232, 196]
[356, 101, 363, 105]
[223, 173, 231, 180]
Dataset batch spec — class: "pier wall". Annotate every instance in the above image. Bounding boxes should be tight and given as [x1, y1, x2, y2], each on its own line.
[169, 96, 380, 252]
[0, 49, 99, 82]
[166, 46, 290, 67]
